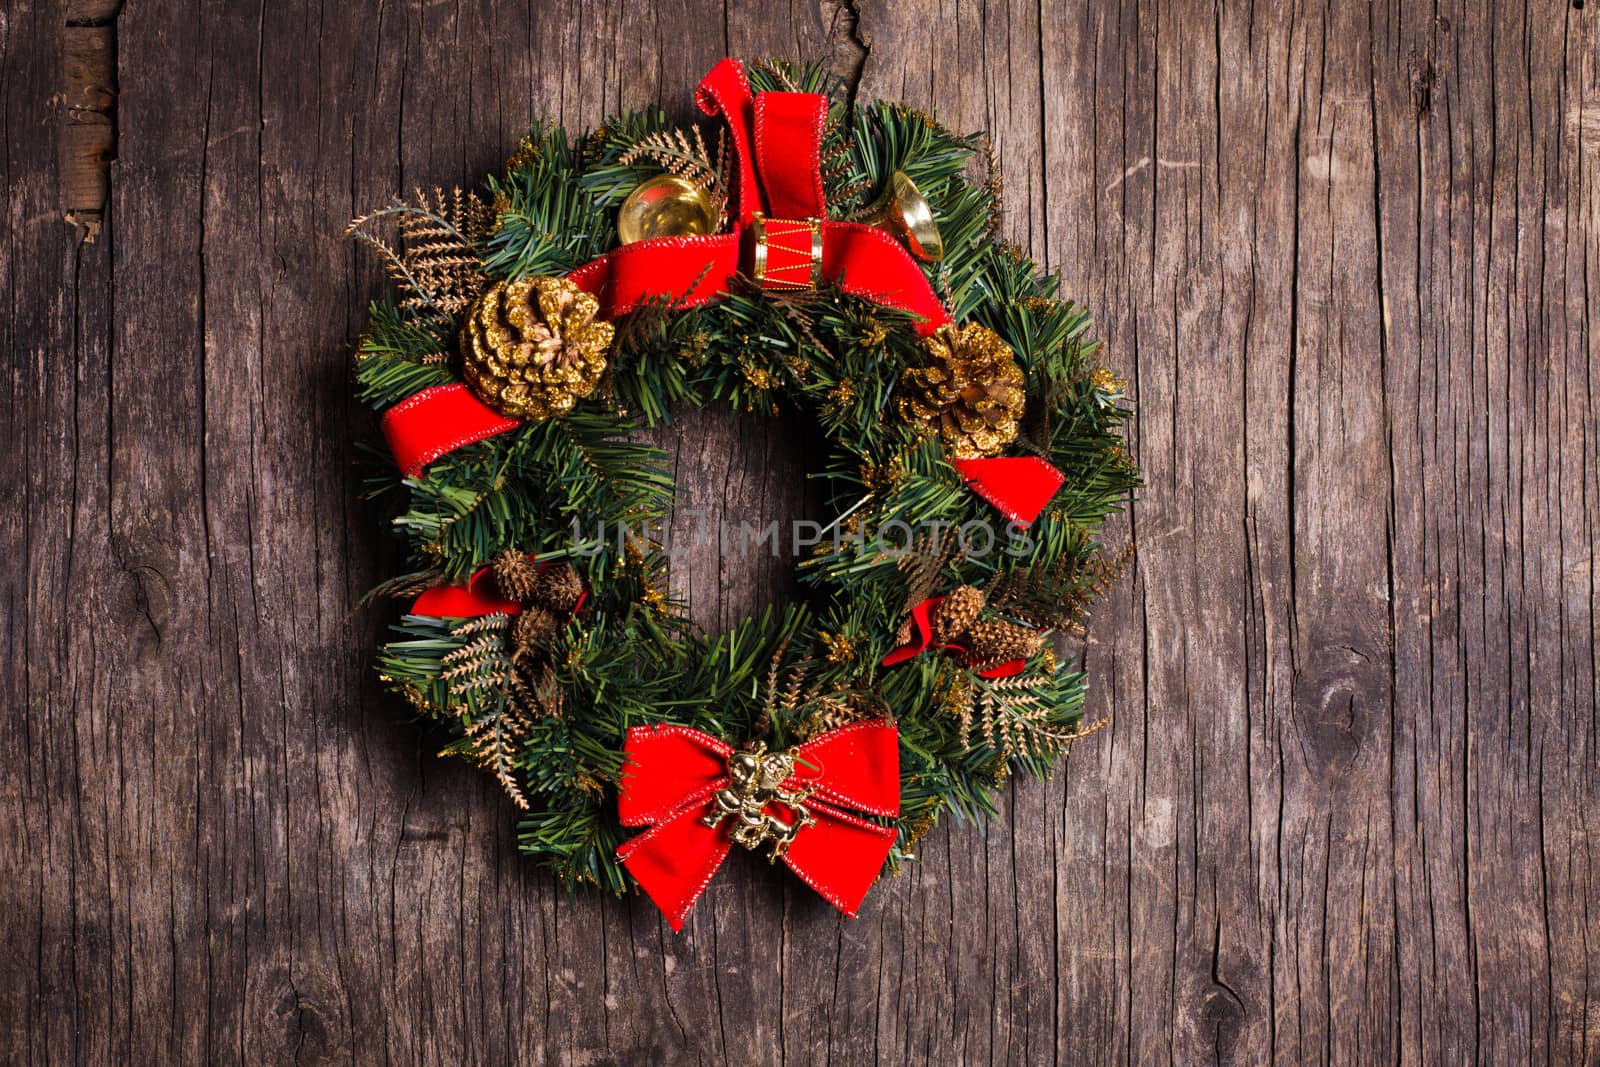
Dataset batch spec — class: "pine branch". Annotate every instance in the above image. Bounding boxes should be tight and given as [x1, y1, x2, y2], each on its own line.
[353, 299, 457, 408]
[360, 565, 449, 608]
[484, 125, 619, 279]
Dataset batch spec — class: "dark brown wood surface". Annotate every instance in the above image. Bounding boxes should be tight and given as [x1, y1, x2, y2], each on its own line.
[4, 1, 1598, 1063]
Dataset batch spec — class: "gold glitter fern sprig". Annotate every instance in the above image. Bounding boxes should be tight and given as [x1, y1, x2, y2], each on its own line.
[941, 666, 1101, 762]
[439, 613, 565, 810]
[750, 641, 879, 743]
[345, 187, 496, 327]
[988, 541, 1136, 633]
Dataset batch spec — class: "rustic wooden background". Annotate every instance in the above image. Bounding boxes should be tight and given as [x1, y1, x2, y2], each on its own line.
[4, 0, 1598, 1063]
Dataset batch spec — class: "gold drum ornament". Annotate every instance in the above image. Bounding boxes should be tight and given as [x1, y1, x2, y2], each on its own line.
[748, 213, 825, 291]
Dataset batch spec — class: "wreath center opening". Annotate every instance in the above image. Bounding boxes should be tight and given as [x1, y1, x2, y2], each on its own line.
[644, 405, 826, 633]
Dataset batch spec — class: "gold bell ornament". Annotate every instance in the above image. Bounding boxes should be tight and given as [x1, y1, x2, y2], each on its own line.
[860, 170, 944, 262]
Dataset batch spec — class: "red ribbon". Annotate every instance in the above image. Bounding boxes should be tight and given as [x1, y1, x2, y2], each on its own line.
[382, 383, 521, 479]
[880, 595, 1029, 679]
[616, 720, 900, 930]
[952, 456, 1066, 527]
[568, 60, 952, 336]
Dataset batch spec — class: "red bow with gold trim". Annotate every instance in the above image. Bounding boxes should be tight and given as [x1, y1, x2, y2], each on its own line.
[564, 59, 952, 333]
[616, 720, 899, 930]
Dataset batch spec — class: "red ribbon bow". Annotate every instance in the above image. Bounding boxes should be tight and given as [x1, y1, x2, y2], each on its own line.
[616, 720, 900, 930]
[566, 59, 953, 334]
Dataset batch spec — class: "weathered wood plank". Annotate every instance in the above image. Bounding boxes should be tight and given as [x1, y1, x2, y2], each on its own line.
[2, 0, 1596, 1063]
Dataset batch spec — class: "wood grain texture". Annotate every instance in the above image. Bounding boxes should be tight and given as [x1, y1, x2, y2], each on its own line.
[2, 0, 1597, 1063]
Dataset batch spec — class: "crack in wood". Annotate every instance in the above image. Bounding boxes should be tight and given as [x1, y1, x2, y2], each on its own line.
[823, 0, 871, 109]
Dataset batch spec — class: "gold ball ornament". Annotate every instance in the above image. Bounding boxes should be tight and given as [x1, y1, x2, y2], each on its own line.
[617, 175, 718, 244]
[898, 323, 1026, 459]
[860, 170, 945, 262]
[460, 276, 613, 419]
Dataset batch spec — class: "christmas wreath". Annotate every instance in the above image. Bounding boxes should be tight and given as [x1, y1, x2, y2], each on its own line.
[351, 58, 1139, 930]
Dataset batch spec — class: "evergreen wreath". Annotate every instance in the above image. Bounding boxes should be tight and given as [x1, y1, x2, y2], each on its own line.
[350, 58, 1139, 927]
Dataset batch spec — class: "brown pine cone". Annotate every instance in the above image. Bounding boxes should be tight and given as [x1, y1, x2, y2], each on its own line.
[460, 276, 613, 419]
[897, 323, 1026, 458]
[932, 585, 986, 644]
[532, 564, 586, 614]
[510, 605, 560, 656]
[964, 618, 1045, 668]
[491, 550, 541, 603]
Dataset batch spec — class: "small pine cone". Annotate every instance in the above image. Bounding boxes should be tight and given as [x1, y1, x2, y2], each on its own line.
[510, 605, 560, 655]
[964, 619, 1045, 668]
[531, 564, 585, 613]
[460, 276, 613, 419]
[492, 550, 541, 603]
[932, 585, 986, 644]
[897, 323, 1026, 458]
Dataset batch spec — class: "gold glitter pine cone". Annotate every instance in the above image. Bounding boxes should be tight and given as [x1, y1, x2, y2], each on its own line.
[898, 322, 1026, 459]
[933, 585, 986, 644]
[460, 276, 613, 419]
